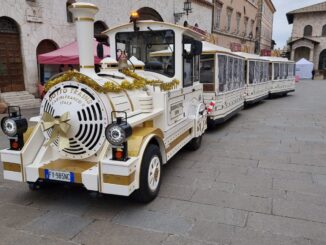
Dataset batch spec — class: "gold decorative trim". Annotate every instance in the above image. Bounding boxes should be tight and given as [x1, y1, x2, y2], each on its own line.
[103, 172, 135, 185]
[74, 17, 94, 22]
[128, 127, 164, 157]
[166, 129, 192, 153]
[80, 65, 95, 69]
[3, 162, 21, 172]
[45, 70, 179, 94]
[68, 4, 99, 10]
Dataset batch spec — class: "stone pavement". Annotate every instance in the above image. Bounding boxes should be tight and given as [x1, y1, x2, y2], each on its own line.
[0, 80, 326, 244]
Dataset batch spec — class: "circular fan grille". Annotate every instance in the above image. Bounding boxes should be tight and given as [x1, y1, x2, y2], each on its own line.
[41, 81, 109, 159]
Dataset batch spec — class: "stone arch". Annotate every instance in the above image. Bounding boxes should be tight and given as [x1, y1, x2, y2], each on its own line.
[137, 7, 163, 21]
[36, 39, 59, 84]
[94, 20, 109, 44]
[303, 25, 312, 37]
[0, 16, 25, 92]
[319, 49, 326, 70]
[322, 25, 326, 37]
[294, 46, 310, 62]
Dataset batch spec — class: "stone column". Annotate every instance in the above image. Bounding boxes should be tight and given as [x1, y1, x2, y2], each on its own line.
[291, 48, 295, 61]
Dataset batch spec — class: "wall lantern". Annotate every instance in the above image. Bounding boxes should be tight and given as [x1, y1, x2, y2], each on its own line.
[174, 0, 192, 23]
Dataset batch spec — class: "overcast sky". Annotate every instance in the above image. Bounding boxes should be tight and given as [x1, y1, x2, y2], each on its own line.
[273, 0, 325, 48]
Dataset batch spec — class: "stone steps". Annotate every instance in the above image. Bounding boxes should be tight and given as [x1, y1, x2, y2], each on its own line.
[0, 91, 41, 109]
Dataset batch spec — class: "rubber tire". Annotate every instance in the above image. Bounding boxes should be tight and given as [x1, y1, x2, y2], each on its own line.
[186, 135, 202, 151]
[133, 144, 162, 203]
[28, 181, 42, 191]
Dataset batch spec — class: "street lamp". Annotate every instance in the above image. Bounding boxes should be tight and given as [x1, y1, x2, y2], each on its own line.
[174, 0, 192, 23]
[183, 0, 192, 16]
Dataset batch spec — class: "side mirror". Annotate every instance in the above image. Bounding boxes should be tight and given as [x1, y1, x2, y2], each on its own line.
[191, 40, 202, 56]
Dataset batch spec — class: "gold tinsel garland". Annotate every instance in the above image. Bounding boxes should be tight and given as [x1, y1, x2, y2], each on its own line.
[45, 69, 180, 93]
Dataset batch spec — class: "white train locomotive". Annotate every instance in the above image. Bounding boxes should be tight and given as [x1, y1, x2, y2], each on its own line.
[0, 3, 206, 202]
[0, 3, 295, 202]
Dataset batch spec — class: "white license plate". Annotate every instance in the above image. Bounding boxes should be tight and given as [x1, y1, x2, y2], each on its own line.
[45, 169, 74, 182]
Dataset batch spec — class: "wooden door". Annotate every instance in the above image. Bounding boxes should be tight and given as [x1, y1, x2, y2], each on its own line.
[0, 17, 25, 92]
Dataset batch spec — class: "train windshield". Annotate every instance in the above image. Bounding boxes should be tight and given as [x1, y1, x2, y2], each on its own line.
[116, 30, 175, 77]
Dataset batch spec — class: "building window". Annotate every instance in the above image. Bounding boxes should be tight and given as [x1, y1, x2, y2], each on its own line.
[244, 17, 249, 36]
[226, 8, 233, 32]
[213, 1, 223, 31]
[250, 19, 255, 37]
[322, 25, 326, 37]
[303, 25, 312, 36]
[66, 0, 75, 23]
[236, 13, 241, 34]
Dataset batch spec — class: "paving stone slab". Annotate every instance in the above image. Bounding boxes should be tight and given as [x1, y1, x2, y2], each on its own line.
[247, 212, 326, 242]
[146, 197, 248, 227]
[0, 203, 46, 229]
[23, 210, 94, 240]
[73, 219, 168, 245]
[191, 189, 272, 214]
[112, 208, 193, 235]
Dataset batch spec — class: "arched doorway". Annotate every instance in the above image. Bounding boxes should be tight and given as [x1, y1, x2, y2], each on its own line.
[137, 7, 163, 21]
[94, 21, 108, 45]
[294, 46, 310, 62]
[319, 49, 326, 70]
[0, 16, 24, 92]
[36, 39, 58, 84]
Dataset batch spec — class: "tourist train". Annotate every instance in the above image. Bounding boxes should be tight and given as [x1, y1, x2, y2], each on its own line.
[0, 2, 295, 202]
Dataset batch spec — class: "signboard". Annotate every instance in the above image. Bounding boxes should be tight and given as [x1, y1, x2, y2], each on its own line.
[230, 43, 242, 52]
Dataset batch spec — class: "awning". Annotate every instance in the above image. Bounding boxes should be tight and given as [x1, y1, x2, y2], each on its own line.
[38, 40, 110, 65]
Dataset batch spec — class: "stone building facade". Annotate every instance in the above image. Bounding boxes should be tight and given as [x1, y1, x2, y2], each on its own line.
[287, 2, 326, 70]
[0, 0, 274, 95]
[256, 0, 276, 52]
[211, 0, 275, 54]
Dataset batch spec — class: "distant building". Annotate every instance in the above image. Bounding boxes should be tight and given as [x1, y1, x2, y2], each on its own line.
[211, 0, 275, 54]
[287, 2, 326, 71]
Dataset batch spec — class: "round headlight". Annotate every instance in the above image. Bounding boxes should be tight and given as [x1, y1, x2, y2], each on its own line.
[105, 123, 127, 146]
[1, 117, 17, 137]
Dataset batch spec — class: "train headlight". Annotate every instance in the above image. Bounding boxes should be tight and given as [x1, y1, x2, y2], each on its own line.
[1, 106, 28, 150]
[1, 118, 18, 137]
[105, 123, 131, 146]
[105, 112, 132, 161]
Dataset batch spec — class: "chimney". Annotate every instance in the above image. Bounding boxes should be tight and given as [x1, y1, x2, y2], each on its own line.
[69, 2, 98, 75]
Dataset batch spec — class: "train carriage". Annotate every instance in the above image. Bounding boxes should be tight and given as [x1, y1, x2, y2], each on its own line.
[199, 42, 246, 127]
[262, 56, 296, 97]
[234, 52, 271, 105]
[0, 3, 207, 202]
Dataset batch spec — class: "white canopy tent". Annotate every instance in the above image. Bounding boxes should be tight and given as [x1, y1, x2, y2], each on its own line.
[295, 58, 314, 79]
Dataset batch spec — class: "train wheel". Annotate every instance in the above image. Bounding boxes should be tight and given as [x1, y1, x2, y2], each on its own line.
[133, 144, 162, 203]
[186, 135, 202, 151]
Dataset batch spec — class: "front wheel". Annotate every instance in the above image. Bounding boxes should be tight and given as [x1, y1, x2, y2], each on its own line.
[133, 144, 162, 203]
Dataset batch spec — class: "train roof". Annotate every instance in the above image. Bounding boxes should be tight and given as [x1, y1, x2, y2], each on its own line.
[234, 52, 269, 61]
[261, 56, 295, 63]
[102, 20, 205, 41]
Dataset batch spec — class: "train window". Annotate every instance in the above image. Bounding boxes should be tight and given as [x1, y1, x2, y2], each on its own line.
[254, 61, 260, 84]
[233, 58, 238, 89]
[274, 63, 279, 80]
[285, 64, 288, 79]
[260, 62, 264, 83]
[239, 60, 243, 88]
[116, 30, 175, 77]
[249, 61, 255, 84]
[227, 57, 233, 90]
[269, 63, 272, 80]
[218, 55, 227, 92]
[280, 63, 285, 79]
[200, 54, 214, 84]
[194, 55, 200, 82]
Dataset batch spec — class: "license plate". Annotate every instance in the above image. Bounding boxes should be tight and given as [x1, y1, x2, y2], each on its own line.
[45, 169, 74, 183]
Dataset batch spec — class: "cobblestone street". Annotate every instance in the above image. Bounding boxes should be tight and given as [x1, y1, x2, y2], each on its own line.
[1, 80, 326, 245]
